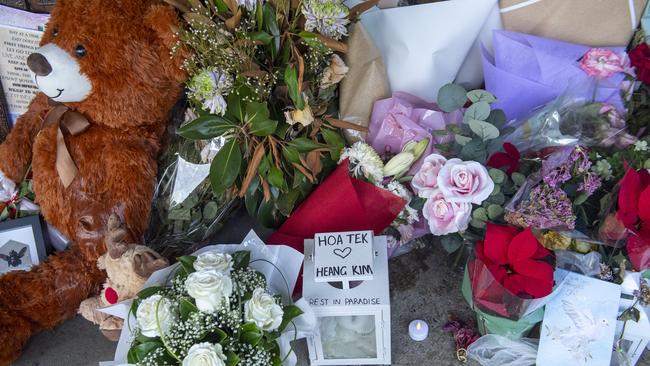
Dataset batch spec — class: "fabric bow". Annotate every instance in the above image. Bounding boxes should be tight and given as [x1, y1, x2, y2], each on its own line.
[43, 103, 90, 188]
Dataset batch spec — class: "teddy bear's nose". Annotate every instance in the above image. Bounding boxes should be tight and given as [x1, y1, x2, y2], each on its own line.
[27, 53, 52, 77]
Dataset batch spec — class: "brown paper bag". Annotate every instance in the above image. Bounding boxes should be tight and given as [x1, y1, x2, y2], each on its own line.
[339, 22, 390, 144]
[500, 0, 648, 47]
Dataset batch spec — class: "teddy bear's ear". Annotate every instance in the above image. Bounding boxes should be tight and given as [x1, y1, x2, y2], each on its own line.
[143, 3, 188, 83]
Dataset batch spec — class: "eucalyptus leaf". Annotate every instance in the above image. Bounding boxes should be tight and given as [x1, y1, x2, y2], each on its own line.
[203, 201, 219, 220]
[470, 219, 487, 229]
[468, 119, 500, 141]
[467, 89, 496, 103]
[487, 204, 504, 220]
[210, 139, 242, 192]
[460, 139, 487, 162]
[437, 83, 467, 112]
[441, 235, 463, 253]
[488, 168, 506, 184]
[486, 109, 507, 128]
[473, 207, 488, 222]
[455, 135, 472, 146]
[464, 101, 491, 122]
[511, 172, 526, 186]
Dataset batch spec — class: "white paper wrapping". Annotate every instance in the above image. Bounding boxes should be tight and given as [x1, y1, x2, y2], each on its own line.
[99, 230, 310, 366]
[347, 0, 502, 101]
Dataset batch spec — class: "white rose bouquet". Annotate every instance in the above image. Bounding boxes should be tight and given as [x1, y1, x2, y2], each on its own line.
[122, 234, 306, 366]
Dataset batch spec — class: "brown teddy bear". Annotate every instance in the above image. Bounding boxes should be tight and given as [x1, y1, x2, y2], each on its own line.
[0, 0, 186, 364]
[78, 214, 168, 341]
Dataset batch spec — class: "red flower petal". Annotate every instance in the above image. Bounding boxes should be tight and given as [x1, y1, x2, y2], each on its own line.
[507, 228, 539, 263]
[618, 168, 643, 227]
[503, 142, 521, 160]
[626, 234, 650, 271]
[511, 272, 554, 298]
[512, 258, 554, 281]
[638, 186, 650, 222]
[484, 224, 518, 265]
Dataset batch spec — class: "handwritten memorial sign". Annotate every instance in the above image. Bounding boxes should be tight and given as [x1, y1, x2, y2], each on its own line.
[314, 230, 374, 282]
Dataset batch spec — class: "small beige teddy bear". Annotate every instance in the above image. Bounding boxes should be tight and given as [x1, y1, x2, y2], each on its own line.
[78, 214, 168, 341]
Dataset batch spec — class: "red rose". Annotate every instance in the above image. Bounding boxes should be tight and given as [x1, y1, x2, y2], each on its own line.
[615, 167, 650, 270]
[630, 43, 650, 85]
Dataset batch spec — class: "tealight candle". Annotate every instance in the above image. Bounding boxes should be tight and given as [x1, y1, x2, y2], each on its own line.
[409, 319, 429, 341]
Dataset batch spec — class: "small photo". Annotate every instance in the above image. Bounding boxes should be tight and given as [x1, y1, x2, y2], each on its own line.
[0, 215, 46, 275]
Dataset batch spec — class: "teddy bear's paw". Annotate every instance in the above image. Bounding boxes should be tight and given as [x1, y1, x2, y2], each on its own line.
[106, 214, 129, 259]
[78, 297, 107, 325]
[133, 251, 168, 279]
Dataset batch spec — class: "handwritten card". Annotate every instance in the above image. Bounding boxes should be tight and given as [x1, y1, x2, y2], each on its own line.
[314, 231, 374, 282]
[537, 270, 621, 366]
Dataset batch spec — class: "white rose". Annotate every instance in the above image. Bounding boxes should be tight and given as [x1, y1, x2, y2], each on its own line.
[136, 294, 177, 338]
[182, 342, 227, 366]
[244, 288, 284, 331]
[193, 251, 233, 274]
[185, 270, 233, 313]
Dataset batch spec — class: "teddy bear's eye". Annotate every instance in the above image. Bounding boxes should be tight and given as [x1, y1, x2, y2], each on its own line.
[52, 27, 58, 37]
[75, 45, 87, 58]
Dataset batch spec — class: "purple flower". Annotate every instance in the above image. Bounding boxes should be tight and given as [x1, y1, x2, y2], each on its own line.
[578, 173, 602, 196]
[505, 184, 576, 230]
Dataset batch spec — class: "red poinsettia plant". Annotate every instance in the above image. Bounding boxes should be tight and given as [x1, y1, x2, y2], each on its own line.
[630, 43, 650, 85]
[604, 167, 650, 270]
[486, 143, 521, 175]
[469, 223, 555, 318]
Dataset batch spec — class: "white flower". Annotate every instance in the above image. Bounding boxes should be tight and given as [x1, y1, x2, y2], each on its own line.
[236, 0, 257, 11]
[385, 181, 419, 224]
[302, 0, 350, 40]
[594, 159, 613, 180]
[634, 140, 648, 152]
[182, 342, 227, 366]
[136, 294, 177, 338]
[194, 251, 233, 275]
[188, 70, 232, 116]
[340, 142, 385, 183]
[320, 54, 349, 89]
[185, 270, 233, 313]
[244, 288, 284, 331]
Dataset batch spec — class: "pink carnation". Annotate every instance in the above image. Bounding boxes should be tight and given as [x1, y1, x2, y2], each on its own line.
[412, 154, 447, 198]
[580, 48, 628, 79]
[423, 191, 472, 236]
[437, 159, 494, 205]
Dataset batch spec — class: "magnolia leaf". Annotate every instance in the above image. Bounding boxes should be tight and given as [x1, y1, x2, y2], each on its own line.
[468, 119, 499, 141]
[487, 204, 504, 220]
[177, 115, 236, 140]
[210, 139, 242, 193]
[246, 102, 277, 136]
[276, 189, 300, 216]
[287, 137, 324, 152]
[284, 66, 304, 109]
[488, 168, 506, 184]
[455, 135, 472, 146]
[464, 101, 491, 122]
[267, 165, 287, 191]
[250, 31, 273, 45]
[321, 128, 345, 160]
[438, 83, 467, 112]
[467, 89, 497, 103]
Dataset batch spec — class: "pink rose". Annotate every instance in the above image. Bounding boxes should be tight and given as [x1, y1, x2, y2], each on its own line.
[580, 48, 628, 79]
[422, 191, 472, 236]
[437, 159, 494, 204]
[412, 154, 447, 198]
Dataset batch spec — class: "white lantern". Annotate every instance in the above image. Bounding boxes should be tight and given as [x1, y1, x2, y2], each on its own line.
[303, 232, 391, 365]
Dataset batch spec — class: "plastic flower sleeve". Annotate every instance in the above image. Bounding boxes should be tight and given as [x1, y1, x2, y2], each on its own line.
[467, 334, 538, 366]
[505, 80, 636, 154]
[144, 136, 238, 259]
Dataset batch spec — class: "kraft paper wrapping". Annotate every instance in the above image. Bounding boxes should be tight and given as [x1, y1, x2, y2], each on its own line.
[339, 22, 390, 144]
[500, 0, 648, 47]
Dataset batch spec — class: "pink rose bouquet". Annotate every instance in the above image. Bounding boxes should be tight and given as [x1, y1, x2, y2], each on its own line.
[422, 191, 472, 236]
[580, 48, 630, 80]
